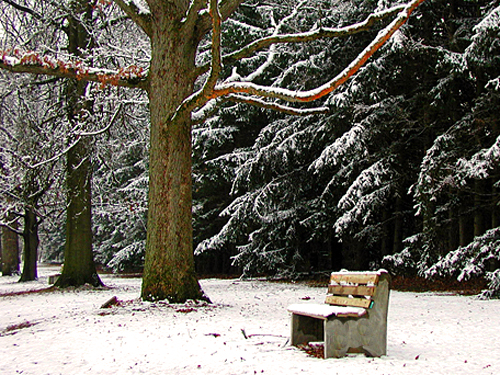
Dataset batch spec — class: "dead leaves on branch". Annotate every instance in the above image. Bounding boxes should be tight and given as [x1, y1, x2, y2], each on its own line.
[0, 48, 147, 89]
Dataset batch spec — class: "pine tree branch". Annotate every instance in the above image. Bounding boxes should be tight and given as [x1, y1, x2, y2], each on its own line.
[0, 50, 149, 90]
[113, 0, 152, 37]
[210, 0, 426, 104]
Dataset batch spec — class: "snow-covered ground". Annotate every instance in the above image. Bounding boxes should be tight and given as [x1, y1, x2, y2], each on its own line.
[0, 265, 499, 375]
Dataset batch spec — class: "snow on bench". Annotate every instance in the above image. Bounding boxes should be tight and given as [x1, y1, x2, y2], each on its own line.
[287, 304, 367, 319]
[288, 269, 391, 358]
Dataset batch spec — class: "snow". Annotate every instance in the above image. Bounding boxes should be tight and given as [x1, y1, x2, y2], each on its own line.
[1, 265, 499, 375]
[288, 303, 367, 318]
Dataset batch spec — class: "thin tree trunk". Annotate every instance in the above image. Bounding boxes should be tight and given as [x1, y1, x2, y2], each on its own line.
[392, 196, 404, 255]
[141, 14, 206, 302]
[1, 217, 20, 276]
[380, 209, 390, 257]
[448, 207, 459, 251]
[459, 211, 473, 247]
[492, 185, 500, 228]
[474, 179, 488, 238]
[19, 207, 39, 282]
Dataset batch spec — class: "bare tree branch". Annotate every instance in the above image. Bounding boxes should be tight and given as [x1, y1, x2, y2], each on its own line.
[193, 2, 407, 78]
[195, 0, 245, 38]
[192, 2, 412, 86]
[179, 0, 223, 115]
[182, 0, 206, 32]
[0, 0, 43, 20]
[1, 0, 67, 32]
[0, 51, 149, 90]
[78, 103, 123, 137]
[223, 4, 406, 64]
[227, 94, 329, 116]
[113, 0, 152, 37]
[210, 0, 425, 104]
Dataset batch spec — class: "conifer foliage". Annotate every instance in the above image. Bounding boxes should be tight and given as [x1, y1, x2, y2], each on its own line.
[196, 0, 500, 297]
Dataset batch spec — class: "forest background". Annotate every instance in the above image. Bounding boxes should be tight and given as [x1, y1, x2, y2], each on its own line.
[0, 0, 499, 298]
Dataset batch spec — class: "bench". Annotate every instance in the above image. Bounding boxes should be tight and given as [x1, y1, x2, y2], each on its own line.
[47, 273, 61, 284]
[288, 269, 391, 358]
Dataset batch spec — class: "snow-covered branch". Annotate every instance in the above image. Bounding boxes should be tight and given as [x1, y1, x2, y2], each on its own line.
[227, 94, 329, 116]
[195, 0, 245, 36]
[114, 0, 152, 36]
[0, 49, 149, 90]
[78, 103, 123, 137]
[181, 0, 223, 113]
[1, 0, 43, 21]
[221, 3, 407, 65]
[210, 0, 425, 104]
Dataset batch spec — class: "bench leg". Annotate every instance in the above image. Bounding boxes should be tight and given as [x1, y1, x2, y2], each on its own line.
[324, 319, 350, 358]
[291, 314, 323, 346]
[324, 317, 387, 358]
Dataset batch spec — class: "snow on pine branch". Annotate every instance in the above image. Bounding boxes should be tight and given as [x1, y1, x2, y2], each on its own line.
[337, 159, 394, 210]
[455, 135, 500, 182]
[472, 5, 500, 33]
[424, 227, 500, 298]
[333, 159, 394, 235]
[195, 191, 256, 255]
[309, 123, 368, 173]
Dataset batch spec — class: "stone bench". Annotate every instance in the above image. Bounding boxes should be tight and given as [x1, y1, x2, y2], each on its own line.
[288, 270, 391, 358]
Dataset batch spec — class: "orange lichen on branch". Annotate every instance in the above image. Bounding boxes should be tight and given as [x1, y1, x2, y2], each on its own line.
[96, 65, 145, 89]
[0, 48, 147, 89]
[93, 0, 113, 11]
[208, 0, 425, 105]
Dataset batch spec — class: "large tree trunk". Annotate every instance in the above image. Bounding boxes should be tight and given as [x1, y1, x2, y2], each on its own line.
[141, 10, 206, 302]
[1, 216, 20, 276]
[56, 0, 102, 288]
[56, 136, 102, 287]
[19, 207, 39, 282]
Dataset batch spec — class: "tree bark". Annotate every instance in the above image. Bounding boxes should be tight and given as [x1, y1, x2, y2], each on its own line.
[19, 207, 39, 282]
[459, 211, 474, 247]
[56, 136, 102, 287]
[1, 217, 20, 276]
[392, 196, 404, 255]
[140, 8, 207, 302]
[56, 0, 102, 287]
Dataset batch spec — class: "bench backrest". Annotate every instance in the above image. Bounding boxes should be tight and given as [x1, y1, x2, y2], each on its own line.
[325, 271, 385, 309]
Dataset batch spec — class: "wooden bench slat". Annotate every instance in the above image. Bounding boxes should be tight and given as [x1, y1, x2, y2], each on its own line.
[325, 295, 372, 308]
[330, 273, 379, 285]
[327, 285, 376, 296]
